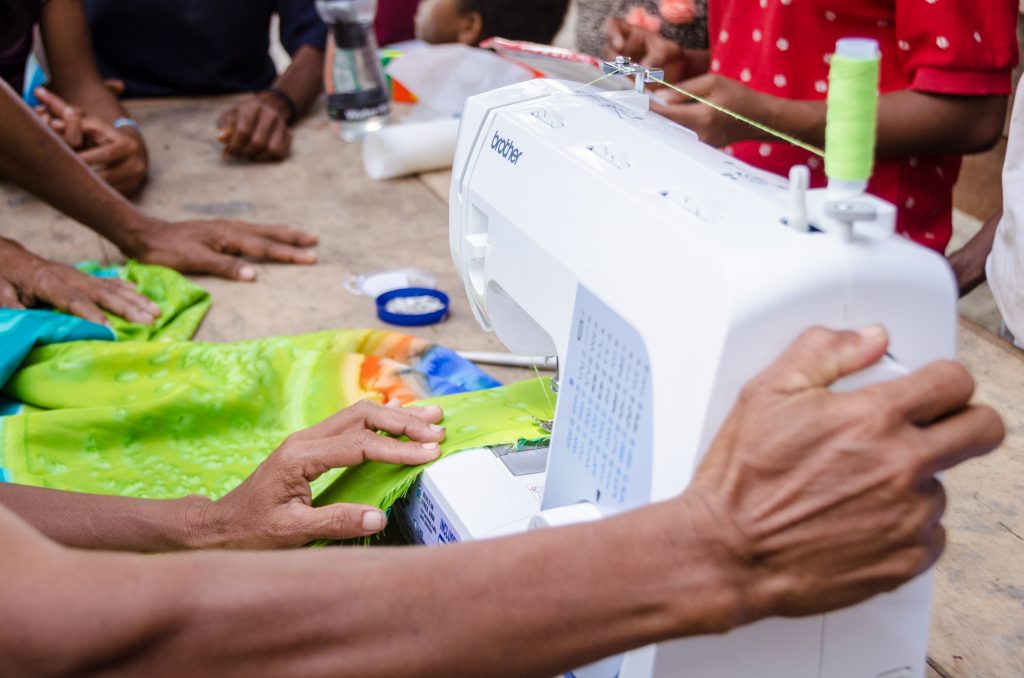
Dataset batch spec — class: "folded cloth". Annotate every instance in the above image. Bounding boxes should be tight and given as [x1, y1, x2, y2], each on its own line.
[0, 329, 515, 502]
[0, 261, 211, 413]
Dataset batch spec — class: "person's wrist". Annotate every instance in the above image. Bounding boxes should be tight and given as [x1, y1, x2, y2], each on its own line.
[257, 88, 297, 124]
[110, 213, 164, 259]
[660, 491, 754, 635]
[181, 494, 225, 550]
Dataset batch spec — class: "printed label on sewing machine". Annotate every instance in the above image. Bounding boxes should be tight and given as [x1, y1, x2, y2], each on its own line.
[490, 131, 524, 166]
[543, 286, 653, 511]
[395, 481, 461, 547]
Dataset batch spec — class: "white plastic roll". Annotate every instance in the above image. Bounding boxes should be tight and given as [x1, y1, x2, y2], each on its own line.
[362, 118, 461, 180]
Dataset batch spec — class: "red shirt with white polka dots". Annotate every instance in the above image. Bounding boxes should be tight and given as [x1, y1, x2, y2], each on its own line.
[709, 0, 1018, 252]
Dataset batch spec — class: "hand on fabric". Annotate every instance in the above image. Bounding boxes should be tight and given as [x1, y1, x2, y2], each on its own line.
[122, 219, 318, 281]
[216, 95, 293, 162]
[679, 326, 1003, 625]
[602, 17, 691, 84]
[34, 87, 148, 196]
[194, 401, 447, 548]
[651, 74, 778, 148]
[0, 237, 160, 325]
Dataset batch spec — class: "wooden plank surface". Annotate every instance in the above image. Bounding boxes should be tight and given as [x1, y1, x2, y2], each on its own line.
[1, 97, 1021, 675]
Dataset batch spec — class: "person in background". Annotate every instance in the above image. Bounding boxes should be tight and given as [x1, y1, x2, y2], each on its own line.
[0, 78, 318, 324]
[414, 0, 570, 47]
[0, 0, 149, 195]
[0, 326, 1005, 675]
[577, 0, 707, 58]
[948, 78, 1023, 350]
[607, 0, 1018, 254]
[84, 0, 327, 162]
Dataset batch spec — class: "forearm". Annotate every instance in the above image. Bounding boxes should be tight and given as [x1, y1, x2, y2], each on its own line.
[0, 483, 208, 552]
[41, 0, 131, 125]
[13, 499, 740, 677]
[949, 210, 1002, 295]
[0, 80, 151, 250]
[267, 45, 324, 119]
[765, 89, 1007, 155]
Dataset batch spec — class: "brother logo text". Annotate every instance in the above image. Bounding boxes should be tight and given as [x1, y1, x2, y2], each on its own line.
[491, 131, 523, 166]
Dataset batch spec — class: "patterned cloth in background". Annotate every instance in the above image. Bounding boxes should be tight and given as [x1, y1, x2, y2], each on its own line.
[575, 0, 708, 58]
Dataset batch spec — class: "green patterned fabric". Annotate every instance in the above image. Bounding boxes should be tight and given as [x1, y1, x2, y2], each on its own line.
[315, 378, 554, 511]
[78, 260, 212, 342]
[0, 260, 555, 516]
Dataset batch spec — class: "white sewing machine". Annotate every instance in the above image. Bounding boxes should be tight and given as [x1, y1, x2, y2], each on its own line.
[394, 61, 956, 677]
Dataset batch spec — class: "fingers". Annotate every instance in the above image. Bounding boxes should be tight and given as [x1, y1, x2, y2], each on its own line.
[248, 223, 319, 248]
[296, 400, 445, 442]
[35, 87, 83, 147]
[190, 249, 258, 281]
[916, 404, 1005, 477]
[252, 120, 291, 162]
[240, 108, 278, 159]
[93, 282, 161, 324]
[304, 503, 389, 540]
[66, 296, 110, 325]
[220, 228, 318, 264]
[104, 79, 125, 96]
[303, 427, 443, 472]
[225, 103, 259, 156]
[878, 360, 976, 425]
[0, 278, 25, 309]
[750, 325, 890, 396]
[217, 108, 237, 144]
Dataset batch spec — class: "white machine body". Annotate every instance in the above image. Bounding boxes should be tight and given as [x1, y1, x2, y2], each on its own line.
[409, 78, 957, 677]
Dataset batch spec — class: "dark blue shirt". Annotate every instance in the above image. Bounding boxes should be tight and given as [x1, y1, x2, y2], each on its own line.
[84, 0, 327, 98]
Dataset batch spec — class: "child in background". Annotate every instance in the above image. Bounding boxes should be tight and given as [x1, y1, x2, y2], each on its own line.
[608, 1, 1018, 253]
[414, 0, 570, 46]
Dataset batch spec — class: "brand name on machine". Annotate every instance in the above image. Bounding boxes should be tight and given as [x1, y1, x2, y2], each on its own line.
[490, 131, 523, 166]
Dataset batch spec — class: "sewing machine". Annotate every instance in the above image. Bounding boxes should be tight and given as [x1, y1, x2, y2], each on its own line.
[395, 66, 955, 677]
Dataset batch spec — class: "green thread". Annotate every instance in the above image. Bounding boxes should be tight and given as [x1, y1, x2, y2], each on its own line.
[824, 55, 880, 182]
[648, 74, 826, 158]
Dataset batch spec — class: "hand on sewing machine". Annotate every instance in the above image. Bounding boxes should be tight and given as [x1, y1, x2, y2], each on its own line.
[603, 17, 707, 84]
[651, 74, 783, 148]
[680, 325, 1003, 623]
[119, 218, 319, 281]
[193, 401, 447, 549]
[0, 236, 161, 325]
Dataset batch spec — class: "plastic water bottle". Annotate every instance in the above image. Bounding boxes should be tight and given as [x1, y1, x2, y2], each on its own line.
[316, 0, 391, 141]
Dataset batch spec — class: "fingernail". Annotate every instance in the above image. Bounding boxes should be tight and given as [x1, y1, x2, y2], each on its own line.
[239, 265, 257, 281]
[422, 405, 442, 417]
[429, 424, 445, 433]
[362, 510, 386, 532]
[422, 442, 440, 451]
[386, 398, 402, 408]
[857, 324, 886, 341]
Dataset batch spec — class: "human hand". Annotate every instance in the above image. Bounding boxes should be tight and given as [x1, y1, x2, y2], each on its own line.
[123, 219, 318, 281]
[33, 86, 84, 148]
[216, 95, 293, 162]
[651, 73, 777, 147]
[34, 87, 148, 196]
[603, 17, 690, 84]
[77, 117, 149, 196]
[0, 237, 160, 325]
[193, 401, 447, 548]
[682, 326, 1003, 625]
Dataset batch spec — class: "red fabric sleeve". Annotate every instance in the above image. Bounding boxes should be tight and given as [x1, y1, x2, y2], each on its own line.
[895, 0, 1019, 96]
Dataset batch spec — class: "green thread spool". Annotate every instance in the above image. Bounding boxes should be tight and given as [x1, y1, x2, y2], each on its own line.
[825, 38, 881, 191]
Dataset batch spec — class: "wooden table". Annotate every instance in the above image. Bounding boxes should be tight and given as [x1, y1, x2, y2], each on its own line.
[2, 97, 1021, 677]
